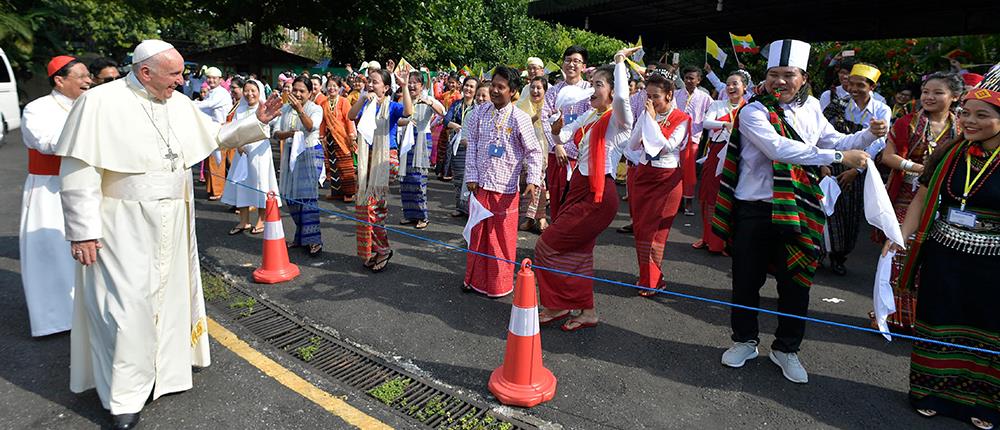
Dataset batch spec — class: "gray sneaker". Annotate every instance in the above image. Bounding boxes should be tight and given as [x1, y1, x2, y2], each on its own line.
[769, 350, 809, 383]
[721, 341, 759, 368]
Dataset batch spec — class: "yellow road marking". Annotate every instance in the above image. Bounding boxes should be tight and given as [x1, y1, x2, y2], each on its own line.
[207, 318, 392, 430]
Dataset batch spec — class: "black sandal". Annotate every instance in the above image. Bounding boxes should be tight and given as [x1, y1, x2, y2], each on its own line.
[308, 244, 323, 256]
[229, 225, 251, 235]
[369, 250, 394, 273]
[415, 220, 429, 229]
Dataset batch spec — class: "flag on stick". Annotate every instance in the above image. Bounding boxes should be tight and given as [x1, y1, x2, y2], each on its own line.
[706, 37, 728, 67]
[632, 36, 645, 66]
[729, 33, 759, 54]
[449, 60, 457, 72]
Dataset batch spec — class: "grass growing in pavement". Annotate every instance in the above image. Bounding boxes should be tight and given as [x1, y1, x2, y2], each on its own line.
[229, 297, 257, 318]
[367, 376, 411, 405]
[296, 336, 322, 362]
[202, 273, 230, 301]
[414, 395, 447, 422]
[441, 409, 513, 430]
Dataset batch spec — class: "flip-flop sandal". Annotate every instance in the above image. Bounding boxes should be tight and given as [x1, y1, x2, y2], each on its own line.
[370, 250, 394, 273]
[308, 244, 323, 256]
[229, 225, 250, 235]
[250, 225, 264, 235]
[560, 318, 598, 332]
[691, 240, 707, 249]
[971, 418, 993, 430]
[639, 288, 660, 298]
[539, 311, 571, 326]
[415, 220, 429, 229]
[916, 409, 937, 418]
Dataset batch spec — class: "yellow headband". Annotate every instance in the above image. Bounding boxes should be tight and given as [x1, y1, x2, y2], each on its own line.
[850, 64, 881, 84]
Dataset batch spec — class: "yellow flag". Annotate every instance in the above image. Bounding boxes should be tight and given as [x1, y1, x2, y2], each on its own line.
[705, 37, 728, 67]
[397, 57, 414, 75]
[448, 60, 457, 72]
[632, 36, 645, 66]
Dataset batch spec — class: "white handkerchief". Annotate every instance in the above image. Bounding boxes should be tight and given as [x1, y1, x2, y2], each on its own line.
[212, 149, 223, 164]
[819, 176, 841, 216]
[714, 143, 728, 177]
[398, 122, 415, 176]
[357, 101, 377, 145]
[873, 250, 897, 341]
[566, 164, 573, 181]
[864, 168, 905, 246]
[451, 128, 463, 156]
[230, 154, 248, 182]
[463, 194, 494, 245]
[554, 86, 595, 112]
[695, 154, 708, 164]
[289, 131, 305, 173]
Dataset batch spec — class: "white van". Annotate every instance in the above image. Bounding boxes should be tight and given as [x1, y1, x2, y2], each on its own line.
[0, 47, 20, 143]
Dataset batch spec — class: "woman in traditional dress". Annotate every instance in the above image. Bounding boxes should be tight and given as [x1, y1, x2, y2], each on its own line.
[693, 69, 749, 255]
[535, 48, 637, 331]
[622, 71, 690, 297]
[223, 79, 281, 234]
[876, 72, 962, 330]
[446, 78, 484, 217]
[885, 67, 1000, 430]
[348, 68, 413, 272]
[399, 71, 446, 229]
[517, 76, 550, 233]
[272, 76, 325, 256]
[320, 75, 358, 203]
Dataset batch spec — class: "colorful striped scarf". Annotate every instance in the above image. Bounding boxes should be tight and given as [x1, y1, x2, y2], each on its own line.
[712, 93, 826, 288]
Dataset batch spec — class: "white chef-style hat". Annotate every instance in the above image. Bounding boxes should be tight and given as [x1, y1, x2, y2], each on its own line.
[766, 39, 811, 71]
[205, 67, 223, 78]
[132, 39, 175, 64]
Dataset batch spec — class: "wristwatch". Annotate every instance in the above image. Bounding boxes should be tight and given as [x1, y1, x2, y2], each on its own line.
[833, 151, 844, 164]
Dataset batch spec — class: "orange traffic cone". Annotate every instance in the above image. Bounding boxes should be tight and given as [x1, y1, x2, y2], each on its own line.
[488, 259, 557, 407]
[253, 192, 300, 284]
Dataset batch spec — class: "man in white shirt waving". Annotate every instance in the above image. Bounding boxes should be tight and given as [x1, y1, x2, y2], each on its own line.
[711, 39, 888, 384]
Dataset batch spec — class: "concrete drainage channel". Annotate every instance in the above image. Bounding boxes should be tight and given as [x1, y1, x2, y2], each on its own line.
[201, 262, 544, 430]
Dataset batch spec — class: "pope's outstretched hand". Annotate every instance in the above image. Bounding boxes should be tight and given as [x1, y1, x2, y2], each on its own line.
[256, 93, 283, 124]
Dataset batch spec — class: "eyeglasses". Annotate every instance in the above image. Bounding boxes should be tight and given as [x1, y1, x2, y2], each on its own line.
[563, 58, 584, 65]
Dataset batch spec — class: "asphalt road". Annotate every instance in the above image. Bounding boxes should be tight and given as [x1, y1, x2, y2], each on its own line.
[0, 125, 966, 429]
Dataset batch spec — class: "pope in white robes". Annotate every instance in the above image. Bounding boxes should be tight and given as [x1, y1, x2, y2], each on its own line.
[53, 40, 283, 423]
[19, 55, 91, 337]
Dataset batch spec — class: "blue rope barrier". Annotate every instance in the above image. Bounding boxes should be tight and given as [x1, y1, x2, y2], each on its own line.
[210, 172, 1000, 356]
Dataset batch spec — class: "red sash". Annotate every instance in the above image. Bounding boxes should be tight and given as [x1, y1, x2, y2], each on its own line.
[573, 110, 614, 203]
[28, 149, 61, 176]
[658, 109, 692, 144]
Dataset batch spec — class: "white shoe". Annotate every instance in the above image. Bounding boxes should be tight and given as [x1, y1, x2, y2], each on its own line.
[769, 350, 808, 383]
[721, 341, 759, 368]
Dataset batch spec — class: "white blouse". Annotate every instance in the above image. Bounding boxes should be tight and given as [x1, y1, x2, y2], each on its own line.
[557, 62, 633, 177]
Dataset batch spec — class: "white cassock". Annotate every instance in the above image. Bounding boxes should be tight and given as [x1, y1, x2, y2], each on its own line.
[54, 73, 269, 415]
[19, 90, 77, 337]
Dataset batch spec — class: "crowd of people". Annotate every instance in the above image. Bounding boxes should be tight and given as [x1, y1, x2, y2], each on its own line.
[16, 37, 1000, 429]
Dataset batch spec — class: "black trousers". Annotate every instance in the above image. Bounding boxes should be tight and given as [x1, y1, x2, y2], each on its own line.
[730, 200, 811, 353]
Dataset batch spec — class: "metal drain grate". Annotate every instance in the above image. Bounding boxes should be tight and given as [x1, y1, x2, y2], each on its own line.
[202, 264, 541, 430]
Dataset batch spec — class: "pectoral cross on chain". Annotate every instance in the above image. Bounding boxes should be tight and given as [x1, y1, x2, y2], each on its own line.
[164, 147, 179, 172]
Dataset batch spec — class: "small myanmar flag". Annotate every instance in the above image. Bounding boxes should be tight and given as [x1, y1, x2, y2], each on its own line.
[730, 33, 759, 54]
[449, 60, 457, 72]
[706, 36, 728, 67]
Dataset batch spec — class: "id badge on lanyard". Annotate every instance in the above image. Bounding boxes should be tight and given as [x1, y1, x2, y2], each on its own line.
[947, 207, 977, 228]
